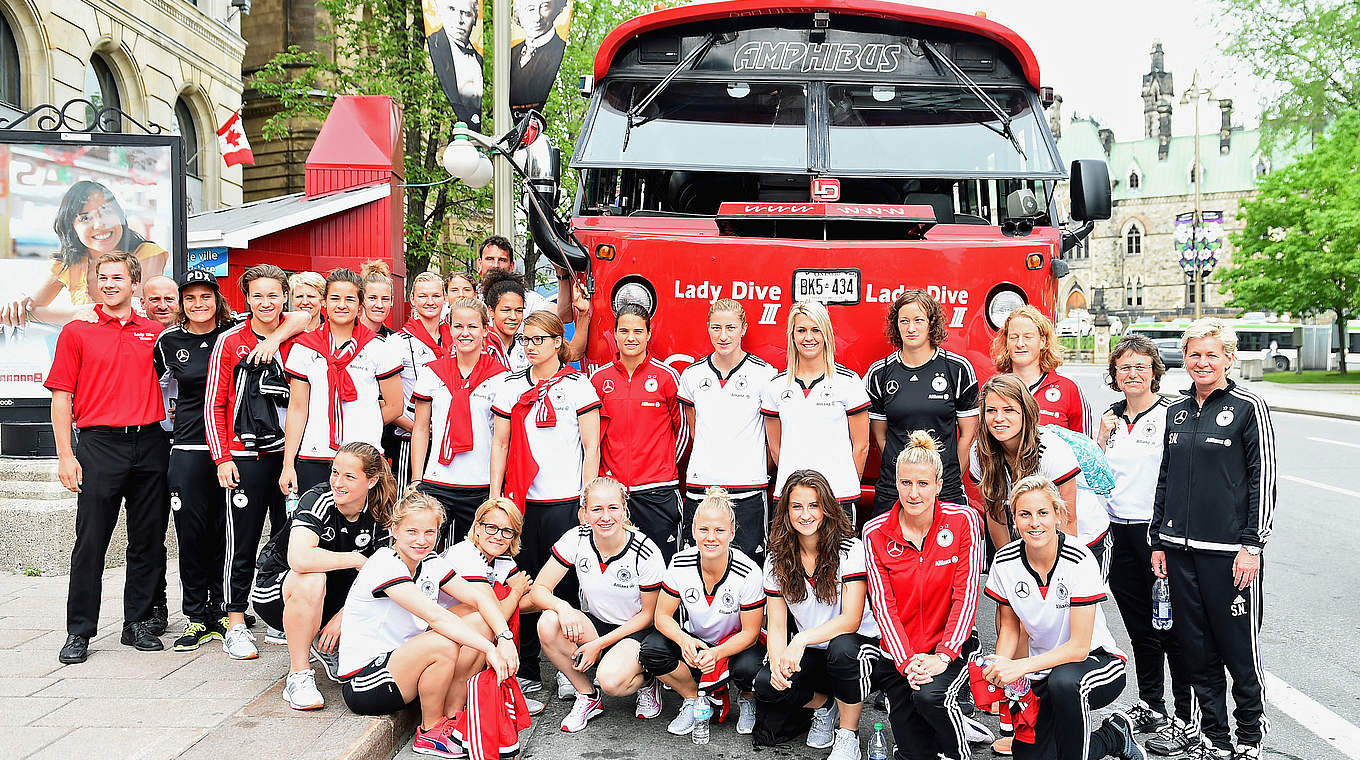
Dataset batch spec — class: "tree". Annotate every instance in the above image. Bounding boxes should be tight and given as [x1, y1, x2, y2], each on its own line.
[1217, 110, 1360, 373]
[1215, 0, 1360, 148]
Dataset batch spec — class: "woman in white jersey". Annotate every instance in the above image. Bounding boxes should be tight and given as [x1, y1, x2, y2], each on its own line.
[359, 260, 396, 337]
[761, 301, 870, 524]
[677, 299, 778, 563]
[339, 491, 518, 759]
[981, 477, 1143, 760]
[755, 470, 880, 758]
[411, 296, 507, 549]
[281, 268, 405, 494]
[640, 487, 766, 737]
[531, 477, 666, 733]
[481, 269, 528, 369]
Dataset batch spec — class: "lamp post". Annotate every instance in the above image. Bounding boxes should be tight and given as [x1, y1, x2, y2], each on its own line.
[493, 0, 513, 237]
[1180, 70, 1214, 320]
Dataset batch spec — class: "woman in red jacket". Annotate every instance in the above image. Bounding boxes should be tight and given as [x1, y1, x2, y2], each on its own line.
[863, 431, 985, 760]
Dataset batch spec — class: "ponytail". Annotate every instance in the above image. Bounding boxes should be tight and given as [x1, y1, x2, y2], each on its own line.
[895, 429, 944, 482]
[336, 442, 397, 525]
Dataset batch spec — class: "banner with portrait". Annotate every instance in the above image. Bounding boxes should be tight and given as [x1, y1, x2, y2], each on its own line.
[424, 0, 486, 130]
[1174, 210, 1224, 275]
[510, 0, 575, 116]
[0, 132, 186, 404]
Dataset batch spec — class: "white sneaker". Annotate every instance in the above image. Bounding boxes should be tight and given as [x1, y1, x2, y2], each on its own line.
[223, 623, 258, 660]
[556, 671, 576, 701]
[524, 695, 546, 716]
[635, 679, 662, 719]
[517, 676, 542, 694]
[667, 697, 697, 735]
[807, 701, 839, 749]
[737, 693, 757, 735]
[264, 625, 286, 645]
[561, 691, 604, 733]
[964, 714, 996, 744]
[283, 669, 324, 710]
[829, 728, 861, 760]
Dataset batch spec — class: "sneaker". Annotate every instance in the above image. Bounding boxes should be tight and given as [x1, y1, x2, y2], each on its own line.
[829, 728, 861, 760]
[524, 695, 546, 716]
[561, 691, 604, 733]
[243, 612, 257, 628]
[872, 690, 887, 710]
[1146, 719, 1197, 756]
[635, 679, 662, 719]
[58, 634, 89, 664]
[667, 697, 697, 735]
[964, 714, 996, 744]
[283, 669, 325, 710]
[736, 693, 757, 735]
[173, 620, 219, 652]
[1127, 702, 1171, 734]
[1231, 745, 1262, 760]
[991, 735, 1014, 756]
[148, 604, 169, 637]
[556, 671, 576, 701]
[1103, 712, 1146, 760]
[412, 722, 464, 758]
[223, 623, 258, 660]
[311, 638, 341, 682]
[120, 621, 164, 651]
[264, 625, 287, 645]
[517, 676, 543, 694]
[1184, 742, 1230, 760]
[807, 701, 839, 749]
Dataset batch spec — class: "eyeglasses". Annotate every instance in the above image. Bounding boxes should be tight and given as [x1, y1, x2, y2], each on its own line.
[514, 333, 558, 346]
[478, 522, 519, 539]
[1115, 364, 1152, 375]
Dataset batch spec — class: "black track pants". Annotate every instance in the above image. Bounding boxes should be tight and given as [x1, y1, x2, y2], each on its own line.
[1013, 653, 1127, 760]
[682, 489, 769, 564]
[629, 485, 680, 563]
[223, 455, 285, 614]
[169, 448, 227, 621]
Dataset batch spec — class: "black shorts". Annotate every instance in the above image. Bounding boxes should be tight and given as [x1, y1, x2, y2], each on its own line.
[416, 481, 490, 552]
[585, 611, 651, 644]
[341, 651, 414, 715]
[250, 568, 354, 632]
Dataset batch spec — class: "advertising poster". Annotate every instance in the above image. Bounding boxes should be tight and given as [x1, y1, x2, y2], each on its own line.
[424, 0, 486, 129]
[509, 0, 575, 116]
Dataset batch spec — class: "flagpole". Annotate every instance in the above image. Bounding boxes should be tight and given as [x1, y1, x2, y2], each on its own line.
[492, 0, 512, 238]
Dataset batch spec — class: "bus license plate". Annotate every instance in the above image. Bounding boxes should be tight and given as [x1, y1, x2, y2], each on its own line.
[792, 269, 861, 305]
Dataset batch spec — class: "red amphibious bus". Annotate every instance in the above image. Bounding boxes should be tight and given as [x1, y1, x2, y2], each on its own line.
[526, 0, 1110, 378]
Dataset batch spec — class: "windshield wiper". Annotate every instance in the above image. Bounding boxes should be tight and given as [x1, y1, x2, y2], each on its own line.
[623, 31, 729, 151]
[919, 40, 1026, 161]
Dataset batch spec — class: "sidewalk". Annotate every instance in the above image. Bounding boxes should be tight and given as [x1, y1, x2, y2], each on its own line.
[1236, 376, 1360, 421]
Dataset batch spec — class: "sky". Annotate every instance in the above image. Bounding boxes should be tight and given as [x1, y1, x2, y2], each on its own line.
[919, 0, 1261, 140]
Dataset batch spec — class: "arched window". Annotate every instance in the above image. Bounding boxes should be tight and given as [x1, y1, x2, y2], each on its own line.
[1125, 223, 1142, 256]
[0, 12, 20, 120]
[175, 98, 204, 213]
[84, 54, 121, 131]
[1255, 158, 1269, 177]
[1136, 276, 1145, 306]
[1125, 278, 1134, 307]
[1189, 163, 1202, 185]
[1128, 170, 1140, 190]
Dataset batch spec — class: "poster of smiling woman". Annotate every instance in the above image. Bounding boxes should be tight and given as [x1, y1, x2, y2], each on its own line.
[423, 0, 485, 129]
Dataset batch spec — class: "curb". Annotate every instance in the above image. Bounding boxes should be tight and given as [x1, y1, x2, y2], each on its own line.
[337, 707, 419, 760]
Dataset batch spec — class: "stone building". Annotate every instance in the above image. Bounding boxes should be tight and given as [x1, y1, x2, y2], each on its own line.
[0, 0, 248, 211]
[1052, 43, 1294, 322]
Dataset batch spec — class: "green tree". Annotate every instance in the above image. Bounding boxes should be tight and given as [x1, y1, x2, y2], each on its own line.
[1215, 0, 1360, 148]
[1218, 110, 1360, 373]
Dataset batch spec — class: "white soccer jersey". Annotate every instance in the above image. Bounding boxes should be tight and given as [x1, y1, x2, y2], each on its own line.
[491, 369, 601, 502]
[390, 331, 445, 422]
[762, 536, 879, 648]
[983, 535, 1124, 679]
[550, 525, 665, 625]
[1102, 398, 1171, 523]
[284, 336, 402, 460]
[969, 427, 1109, 546]
[760, 366, 872, 501]
[661, 547, 765, 643]
[338, 547, 456, 677]
[678, 354, 778, 493]
[438, 538, 519, 607]
[411, 366, 506, 487]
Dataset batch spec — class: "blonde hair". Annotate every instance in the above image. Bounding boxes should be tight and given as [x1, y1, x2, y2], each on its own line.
[411, 270, 444, 291]
[991, 305, 1064, 374]
[360, 259, 393, 290]
[448, 296, 490, 325]
[708, 298, 746, 323]
[692, 486, 737, 534]
[1008, 475, 1070, 524]
[785, 300, 837, 385]
[288, 271, 325, 299]
[387, 487, 446, 530]
[1180, 317, 1238, 357]
[895, 429, 944, 482]
[468, 497, 523, 556]
[580, 475, 628, 509]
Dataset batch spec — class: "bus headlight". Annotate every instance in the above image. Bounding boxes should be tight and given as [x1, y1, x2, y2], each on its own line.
[611, 278, 656, 315]
[985, 286, 1027, 330]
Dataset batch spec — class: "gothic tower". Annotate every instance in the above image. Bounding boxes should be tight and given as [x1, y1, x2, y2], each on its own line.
[1141, 41, 1174, 140]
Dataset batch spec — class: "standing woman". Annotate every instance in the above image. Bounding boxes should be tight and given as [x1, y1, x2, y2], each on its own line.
[359, 260, 396, 336]
[1151, 319, 1274, 760]
[388, 271, 452, 492]
[489, 309, 600, 692]
[445, 271, 478, 302]
[281, 268, 405, 495]
[677, 299, 778, 563]
[481, 269, 528, 369]
[865, 290, 979, 520]
[761, 302, 870, 524]
[981, 477, 1144, 760]
[1097, 335, 1198, 751]
[991, 305, 1092, 436]
[755, 470, 880, 759]
[411, 297, 508, 548]
[288, 271, 326, 332]
[590, 303, 688, 561]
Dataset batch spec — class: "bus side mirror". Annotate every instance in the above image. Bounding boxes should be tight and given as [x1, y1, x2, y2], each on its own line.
[1070, 159, 1112, 222]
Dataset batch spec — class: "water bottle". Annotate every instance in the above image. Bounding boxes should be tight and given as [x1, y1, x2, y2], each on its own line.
[1004, 675, 1031, 701]
[692, 689, 711, 745]
[1152, 577, 1173, 630]
[868, 722, 889, 760]
[285, 491, 300, 516]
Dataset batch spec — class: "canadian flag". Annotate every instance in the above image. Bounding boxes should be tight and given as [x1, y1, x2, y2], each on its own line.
[217, 111, 255, 167]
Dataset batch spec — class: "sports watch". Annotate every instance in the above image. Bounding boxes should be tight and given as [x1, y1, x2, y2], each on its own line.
[1243, 545, 1262, 556]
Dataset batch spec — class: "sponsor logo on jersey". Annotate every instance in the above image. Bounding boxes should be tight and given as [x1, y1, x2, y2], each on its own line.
[237, 345, 250, 358]
[644, 377, 659, 393]
[780, 389, 794, 402]
[699, 377, 713, 391]
[718, 590, 738, 614]
[1216, 409, 1234, 427]
[1205, 437, 1233, 447]
[885, 380, 899, 395]
[936, 527, 953, 548]
[684, 587, 701, 604]
[1045, 387, 1061, 402]
[176, 348, 191, 363]
[322, 526, 336, 542]
[602, 379, 615, 394]
[885, 541, 904, 558]
[1174, 410, 1189, 425]
[932, 375, 948, 392]
[1014, 580, 1031, 599]
[577, 556, 592, 574]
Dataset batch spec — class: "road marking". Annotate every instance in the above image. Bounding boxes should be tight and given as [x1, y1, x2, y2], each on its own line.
[1308, 436, 1360, 449]
[1282, 474, 1360, 499]
[1266, 671, 1360, 759]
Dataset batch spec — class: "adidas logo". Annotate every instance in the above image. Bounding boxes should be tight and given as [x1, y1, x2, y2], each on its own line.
[200, 342, 209, 348]
[909, 375, 919, 382]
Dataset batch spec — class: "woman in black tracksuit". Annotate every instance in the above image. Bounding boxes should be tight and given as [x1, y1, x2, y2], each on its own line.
[1151, 319, 1275, 760]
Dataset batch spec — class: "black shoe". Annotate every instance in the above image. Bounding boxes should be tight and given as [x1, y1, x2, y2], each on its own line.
[147, 604, 169, 637]
[1103, 712, 1146, 760]
[872, 690, 887, 710]
[121, 621, 165, 651]
[172, 620, 221, 652]
[1146, 719, 1197, 756]
[243, 612, 257, 628]
[58, 634, 89, 664]
[1231, 745, 1262, 760]
[1126, 702, 1171, 733]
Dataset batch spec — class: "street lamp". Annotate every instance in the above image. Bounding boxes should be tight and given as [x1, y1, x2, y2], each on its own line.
[1180, 70, 1215, 320]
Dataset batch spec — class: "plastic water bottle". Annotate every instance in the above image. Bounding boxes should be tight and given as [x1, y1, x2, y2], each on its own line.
[1152, 577, 1173, 630]
[1004, 675, 1032, 700]
[692, 689, 711, 745]
[868, 722, 889, 760]
[285, 491, 300, 516]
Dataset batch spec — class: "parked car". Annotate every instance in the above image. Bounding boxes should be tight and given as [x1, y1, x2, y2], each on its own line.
[1155, 338, 1184, 368]
[1057, 316, 1090, 336]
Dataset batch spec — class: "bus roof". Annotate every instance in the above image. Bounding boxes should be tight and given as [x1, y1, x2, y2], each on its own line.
[594, 0, 1043, 89]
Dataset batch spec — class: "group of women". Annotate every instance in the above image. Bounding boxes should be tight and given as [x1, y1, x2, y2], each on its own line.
[146, 255, 1271, 760]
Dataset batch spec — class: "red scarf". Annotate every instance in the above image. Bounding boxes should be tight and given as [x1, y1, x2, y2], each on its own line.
[446, 668, 532, 760]
[403, 318, 452, 360]
[504, 365, 577, 510]
[969, 660, 1040, 743]
[425, 353, 507, 465]
[484, 332, 511, 367]
[293, 323, 378, 451]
